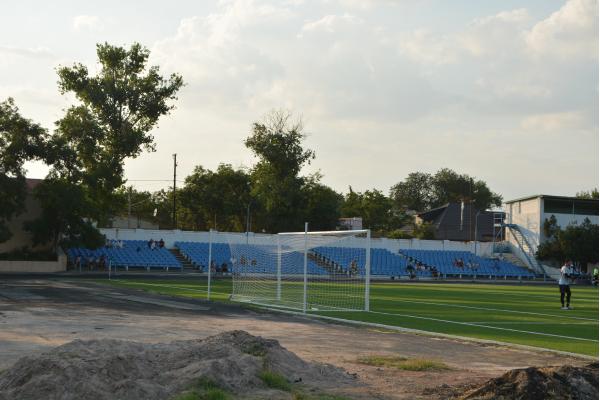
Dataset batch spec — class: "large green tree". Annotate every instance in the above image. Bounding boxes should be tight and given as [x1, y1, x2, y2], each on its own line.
[178, 164, 251, 231]
[340, 187, 401, 234]
[26, 42, 183, 248]
[390, 171, 433, 212]
[537, 216, 599, 268]
[390, 168, 502, 212]
[302, 174, 343, 231]
[0, 98, 50, 243]
[245, 110, 314, 233]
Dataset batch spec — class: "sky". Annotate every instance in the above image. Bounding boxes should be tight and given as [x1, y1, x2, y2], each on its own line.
[1, 0, 598, 202]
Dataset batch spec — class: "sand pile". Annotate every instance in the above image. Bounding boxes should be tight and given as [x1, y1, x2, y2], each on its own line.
[0, 330, 355, 400]
[459, 362, 598, 400]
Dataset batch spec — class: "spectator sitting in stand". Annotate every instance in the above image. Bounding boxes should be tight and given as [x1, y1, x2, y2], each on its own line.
[158, 238, 165, 248]
[88, 256, 96, 271]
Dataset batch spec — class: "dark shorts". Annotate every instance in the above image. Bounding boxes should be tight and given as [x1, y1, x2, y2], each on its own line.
[559, 284, 570, 294]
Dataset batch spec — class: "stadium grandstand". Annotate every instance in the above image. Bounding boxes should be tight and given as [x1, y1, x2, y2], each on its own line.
[66, 233, 535, 280]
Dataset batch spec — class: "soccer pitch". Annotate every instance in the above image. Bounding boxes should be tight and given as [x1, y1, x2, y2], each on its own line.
[99, 278, 599, 357]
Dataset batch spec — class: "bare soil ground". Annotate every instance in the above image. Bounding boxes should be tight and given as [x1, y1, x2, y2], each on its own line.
[0, 278, 596, 399]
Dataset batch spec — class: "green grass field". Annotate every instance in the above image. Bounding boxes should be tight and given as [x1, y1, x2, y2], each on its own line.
[98, 278, 599, 357]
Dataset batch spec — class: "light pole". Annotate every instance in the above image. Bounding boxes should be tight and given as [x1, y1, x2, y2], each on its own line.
[474, 210, 481, 255]
[172, 153, 178, 229]
[245, 202, 251, 244]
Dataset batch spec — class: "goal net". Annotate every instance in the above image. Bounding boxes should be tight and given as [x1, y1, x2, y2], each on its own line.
[228, 226, 370, 312]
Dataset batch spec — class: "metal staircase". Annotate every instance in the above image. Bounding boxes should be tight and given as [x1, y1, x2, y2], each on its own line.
[504, 224, 547, 279]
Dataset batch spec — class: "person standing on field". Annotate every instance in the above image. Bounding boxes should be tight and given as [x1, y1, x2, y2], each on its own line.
[559, 260, 575, 310]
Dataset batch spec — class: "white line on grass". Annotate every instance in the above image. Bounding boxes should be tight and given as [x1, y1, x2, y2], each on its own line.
[112, 280, 209, 294]
[273, 309, 599, 361]
[375, 298, 599, 322]
[314, 309, 598, 342]
[426, 287, 599, 303]
[469, 321, 597, 325]
[404, 284, 598, 303]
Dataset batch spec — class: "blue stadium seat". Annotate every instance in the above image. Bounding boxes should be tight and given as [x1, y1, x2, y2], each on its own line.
[67, 240, 182, 271]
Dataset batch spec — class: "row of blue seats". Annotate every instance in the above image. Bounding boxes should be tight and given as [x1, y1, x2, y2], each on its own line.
[176, 241, 330, 275]
[67, 240, 181, 270]
[401, 249, 535, 277]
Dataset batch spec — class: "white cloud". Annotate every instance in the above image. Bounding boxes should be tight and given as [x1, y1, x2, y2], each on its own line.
[72, 15, 102, 31]
[7, 0, 594, 198]
[150, 0, 294, 118]
[300, 13, 363, 35]
[526, 0, 598, 59]
[399, 9, 530, 65]
[331, 0, 397, 10]
[521, 111, 586, 131]
[0, 45, 53, 59]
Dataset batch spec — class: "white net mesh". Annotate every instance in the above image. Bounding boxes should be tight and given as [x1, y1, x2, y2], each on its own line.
[228, 230, 370, 312]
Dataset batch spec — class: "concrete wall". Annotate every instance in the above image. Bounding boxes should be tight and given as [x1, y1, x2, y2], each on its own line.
[505, 197, 542, 250]
[0, 252, 66, 273]
[99, 228, 495, 257]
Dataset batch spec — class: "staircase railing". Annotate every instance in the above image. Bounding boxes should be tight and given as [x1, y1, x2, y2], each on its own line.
[504, 224, 547, 279]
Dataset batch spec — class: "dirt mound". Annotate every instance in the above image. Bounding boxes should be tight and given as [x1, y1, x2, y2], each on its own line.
[459, 362, 598, 400]
[0, 330, 355, 400]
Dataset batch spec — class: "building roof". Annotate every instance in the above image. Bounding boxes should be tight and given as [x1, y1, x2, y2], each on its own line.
[25, 178, 43, 191]
[505, 194, 599, 204]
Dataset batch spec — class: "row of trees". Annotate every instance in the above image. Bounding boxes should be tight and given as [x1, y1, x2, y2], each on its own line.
[9, 41, 591, 254]
[537, 216, 599, 267]
[0, 43, 509, 249]
[115, 112, 503, 237]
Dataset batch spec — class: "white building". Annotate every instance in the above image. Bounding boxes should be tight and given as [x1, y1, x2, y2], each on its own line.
[504, 194, 599, 253]
[338, 217, 363, 230]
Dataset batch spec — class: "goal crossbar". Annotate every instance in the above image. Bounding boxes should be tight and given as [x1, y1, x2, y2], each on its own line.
[278, 229, 370, 236]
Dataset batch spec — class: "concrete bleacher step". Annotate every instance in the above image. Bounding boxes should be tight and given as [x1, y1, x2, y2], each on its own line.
[501, 252, 530, 269]
[307, 252, 336, 273]
[169, 248, 197, 271]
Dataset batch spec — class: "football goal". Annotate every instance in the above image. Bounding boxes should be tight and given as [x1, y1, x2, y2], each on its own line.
[229, 224, 370, 312]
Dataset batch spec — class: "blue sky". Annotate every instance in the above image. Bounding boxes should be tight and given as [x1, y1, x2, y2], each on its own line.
[1, 0, 598, 201]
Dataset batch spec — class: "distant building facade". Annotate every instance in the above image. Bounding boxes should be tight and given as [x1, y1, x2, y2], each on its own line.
[108, 216, 159, 230]
[0, 179, 48, 253]
[338, 217, 363, 231]
[504, 195, 599, 250]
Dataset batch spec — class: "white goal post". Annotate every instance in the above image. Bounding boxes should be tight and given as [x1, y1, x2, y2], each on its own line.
[229, 223, 371, 312]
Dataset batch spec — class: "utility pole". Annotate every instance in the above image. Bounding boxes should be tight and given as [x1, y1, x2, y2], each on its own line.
[172, 153, 177, 229]
[245, 202, 251, 244]
[127, 186, 132, 229]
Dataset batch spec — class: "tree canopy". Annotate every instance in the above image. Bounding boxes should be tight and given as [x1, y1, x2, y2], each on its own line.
[244, 110, 316, 233]
[0, 98, 50, 243]
[537, 216, 599, 267]
[391, 168, 502, 212]
[575, 188, 599, 200]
